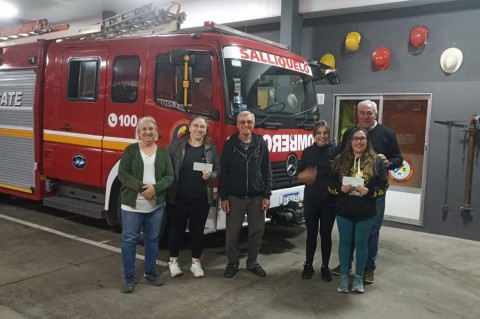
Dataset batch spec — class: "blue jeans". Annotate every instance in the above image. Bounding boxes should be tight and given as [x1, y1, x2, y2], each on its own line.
[366, 195, 385, 270]
[336, 215, 375, 276]
[121, 205, 164, 279]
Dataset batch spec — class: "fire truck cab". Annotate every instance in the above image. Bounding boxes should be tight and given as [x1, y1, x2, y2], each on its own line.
[0, 17, 321, 233]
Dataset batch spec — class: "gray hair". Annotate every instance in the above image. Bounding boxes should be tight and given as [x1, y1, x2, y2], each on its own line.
[237, 110, 255, 122]
[136, 116, 159, 141]
[358, 99, 378, 115]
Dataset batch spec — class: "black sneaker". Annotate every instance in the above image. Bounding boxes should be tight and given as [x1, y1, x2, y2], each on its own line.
[321, 266, 332, 282]
[247, 264, 267, 278]
[224, 263, 239, 278]
[363, 269, 374, 284]
[122, 277, 135, 293]
[301, 263, 314, 280]
[144, 272, 164, 286]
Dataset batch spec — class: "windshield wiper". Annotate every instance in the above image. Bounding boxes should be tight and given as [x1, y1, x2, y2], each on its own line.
[290, 105, 318, 119]
[289, 105, 319, 130]
[255, 114, 283, 129]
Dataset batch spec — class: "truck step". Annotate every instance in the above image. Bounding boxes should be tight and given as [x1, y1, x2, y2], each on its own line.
[43, 196, 106, 219]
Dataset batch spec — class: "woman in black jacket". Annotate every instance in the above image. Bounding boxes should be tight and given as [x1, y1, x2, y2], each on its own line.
[297, 120, 339, 281]
[166, 115, 221, 278]
[328, 127, 388, 294]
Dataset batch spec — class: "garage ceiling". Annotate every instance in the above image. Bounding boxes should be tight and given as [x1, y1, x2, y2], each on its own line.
[0, 0, 458, 29]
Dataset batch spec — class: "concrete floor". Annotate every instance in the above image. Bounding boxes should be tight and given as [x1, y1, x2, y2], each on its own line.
[0, 197, 479, 319]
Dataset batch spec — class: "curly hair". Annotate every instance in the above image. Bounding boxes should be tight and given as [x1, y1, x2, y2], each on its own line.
[333, 127, 379, 179]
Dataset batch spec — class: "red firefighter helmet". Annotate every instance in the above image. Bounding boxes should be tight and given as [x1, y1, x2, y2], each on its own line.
[372, 47, 391, 70]
[409, 25, 429, 54]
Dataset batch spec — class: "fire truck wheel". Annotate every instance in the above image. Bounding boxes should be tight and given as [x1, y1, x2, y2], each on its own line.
[159, 205, 171, 248]
[106, 181, 122, 229]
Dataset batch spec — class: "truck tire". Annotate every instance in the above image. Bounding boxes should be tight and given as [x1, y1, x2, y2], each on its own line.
[106, 180, 122, 230]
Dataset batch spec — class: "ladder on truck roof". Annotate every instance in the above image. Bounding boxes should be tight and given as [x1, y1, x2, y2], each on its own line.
[0, 1, 186, 48]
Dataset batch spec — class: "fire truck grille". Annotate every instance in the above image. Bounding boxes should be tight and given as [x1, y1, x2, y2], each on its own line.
[271, 162, 302, 190]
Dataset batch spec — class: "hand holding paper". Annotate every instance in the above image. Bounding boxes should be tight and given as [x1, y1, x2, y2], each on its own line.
[193, 162, 213, 173]
[342, 176, 364, 187]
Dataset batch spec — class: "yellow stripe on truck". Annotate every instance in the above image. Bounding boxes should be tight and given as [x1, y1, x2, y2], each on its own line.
[102, 139, 131, 151]
[0, 127, 33, 139]
[43, 132, 102, 148]
[43, 130, 135, 150]
[0, 183, 33, 194]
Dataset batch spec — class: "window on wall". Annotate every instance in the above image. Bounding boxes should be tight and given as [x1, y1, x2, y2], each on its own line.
[67, 59, 99, 101]
[155, 52, 213, 115]
[111, 56, 140, 103]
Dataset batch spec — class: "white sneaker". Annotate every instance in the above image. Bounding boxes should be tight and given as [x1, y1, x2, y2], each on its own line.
[190, 261, 205, 278]
[168, 260, 183, 278]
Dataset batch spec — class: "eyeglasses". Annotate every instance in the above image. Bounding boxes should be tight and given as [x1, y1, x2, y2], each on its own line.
[352, 137, 367, 142]
[238, 120, 254, 126]
[358, 111, 375, 117]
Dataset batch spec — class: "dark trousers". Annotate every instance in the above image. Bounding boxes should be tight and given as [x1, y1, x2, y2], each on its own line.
[225, 195, 265, 268]
[303, 200, 336, 266]
[168, 197, 210, 259]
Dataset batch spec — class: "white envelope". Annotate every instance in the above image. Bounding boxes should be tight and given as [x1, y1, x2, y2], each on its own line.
[193, 162, 213, 172]
[342, 176, 364, 187]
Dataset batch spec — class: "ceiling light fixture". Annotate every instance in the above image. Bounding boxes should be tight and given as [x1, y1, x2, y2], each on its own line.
[0, 1, 18, 18]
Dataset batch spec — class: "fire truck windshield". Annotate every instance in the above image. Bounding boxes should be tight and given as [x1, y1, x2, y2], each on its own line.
[224, 56, 318, 129]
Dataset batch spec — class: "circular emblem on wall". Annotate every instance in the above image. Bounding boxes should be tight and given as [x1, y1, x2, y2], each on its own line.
[72, 154, 87, 169]
[388, 156, 414, 183]
[286, 153, 298, 177]
[169, 119, 190, 141]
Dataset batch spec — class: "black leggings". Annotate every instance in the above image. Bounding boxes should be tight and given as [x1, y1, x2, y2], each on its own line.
[168, 197, 210, 259]
[303, 201, 336, 266]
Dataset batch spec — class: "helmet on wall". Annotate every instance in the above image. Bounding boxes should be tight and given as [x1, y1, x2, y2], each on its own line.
[440, 47, 463, 74]
[319, 53, 339, 84]
[372, 47, 391, 70]
[409, 25, 429, 54]
[345, 31, 361, 52]
[319, 53, 335, 69]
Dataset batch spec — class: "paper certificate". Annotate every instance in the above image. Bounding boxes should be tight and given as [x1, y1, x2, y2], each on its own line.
[342, 176, 364, 187]
[193, 162, 213, 172]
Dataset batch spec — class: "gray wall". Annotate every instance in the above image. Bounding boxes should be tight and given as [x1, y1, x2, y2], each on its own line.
[246, 0, 480, 241]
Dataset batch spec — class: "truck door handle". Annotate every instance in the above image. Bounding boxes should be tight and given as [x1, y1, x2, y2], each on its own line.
[60, 125, 73, 131]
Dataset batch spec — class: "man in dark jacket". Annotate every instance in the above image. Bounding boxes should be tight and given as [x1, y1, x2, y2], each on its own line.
[334, 99, 403, 284]
[220, 111, 272, 278]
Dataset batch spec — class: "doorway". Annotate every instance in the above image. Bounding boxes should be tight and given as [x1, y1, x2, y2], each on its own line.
[333, 94, 432, 225]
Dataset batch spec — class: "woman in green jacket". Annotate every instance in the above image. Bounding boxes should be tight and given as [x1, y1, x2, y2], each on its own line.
[118, 116, 174, 293]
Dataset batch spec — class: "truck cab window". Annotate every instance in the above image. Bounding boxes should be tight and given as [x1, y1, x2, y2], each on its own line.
[111, 56, 140, 103]
[155, 52, 213, 115]
[67, 59, 99, 101]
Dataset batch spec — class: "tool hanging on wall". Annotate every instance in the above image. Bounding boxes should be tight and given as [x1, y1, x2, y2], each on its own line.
[460, 115, 480, 214]
[434, 120, 467, 215]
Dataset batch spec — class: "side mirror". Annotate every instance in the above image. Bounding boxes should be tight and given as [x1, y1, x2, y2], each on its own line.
[308, 60, 340, 85]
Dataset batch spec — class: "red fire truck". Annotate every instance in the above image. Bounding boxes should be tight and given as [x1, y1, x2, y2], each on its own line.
[0, 3, 325, 233]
